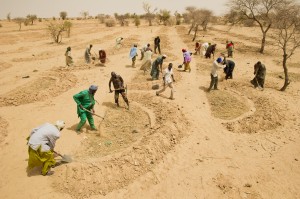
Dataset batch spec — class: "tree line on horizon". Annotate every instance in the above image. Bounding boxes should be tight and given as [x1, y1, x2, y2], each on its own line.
[1, 0, 299, 91]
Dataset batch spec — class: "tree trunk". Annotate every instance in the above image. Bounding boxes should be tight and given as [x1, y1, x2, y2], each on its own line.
[19, 23, 21, 31]
[188, 23, 195, 35]
[148, 19, 152, 26]
[193, 24, 198, 41]
[259, 31, 266, 53]
[280, 53, 290, 91]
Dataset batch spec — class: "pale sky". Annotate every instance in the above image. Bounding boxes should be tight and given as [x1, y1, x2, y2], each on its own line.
[0, 0, 229, 19]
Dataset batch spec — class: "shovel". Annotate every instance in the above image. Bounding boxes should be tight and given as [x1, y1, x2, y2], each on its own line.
[54, 151, 73, 163]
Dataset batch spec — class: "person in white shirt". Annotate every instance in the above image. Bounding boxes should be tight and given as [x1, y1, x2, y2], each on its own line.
[156, 63, 175, 100]
[140, 48, 153, 74]
[140, 43, 151, 60]
[207, 57, 226, 92]
[27, 120, 65, 176]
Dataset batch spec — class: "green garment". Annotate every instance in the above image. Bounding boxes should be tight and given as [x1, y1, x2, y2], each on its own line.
[27, 146, 55, 175]
[73, 90, 96, 131]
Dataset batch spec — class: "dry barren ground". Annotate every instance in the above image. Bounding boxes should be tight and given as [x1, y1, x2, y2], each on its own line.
[0, 20, 299, 199]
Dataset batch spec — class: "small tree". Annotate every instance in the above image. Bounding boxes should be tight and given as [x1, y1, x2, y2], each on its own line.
[60, 11, 67, 20]
[134, 15, 141, 27]
[185, 6, 197, 34]
[274, 0, 300, 91]
[7, 13, 11, 22]
[97, 14, 107, 23]
[64, 21, 73, 37]
[47, 22, 67, 43]
[174, 11, 181, 25]
[26, 14, 37, 25]
[143, 2, 157, 26]
[228, 0, 283, 53]
[105, 18, 116, 27]
[158, 9, 171, 26]
[114, 13, 130, 26]
[13, 17, 25, 31]
[81, 11, 89, 19]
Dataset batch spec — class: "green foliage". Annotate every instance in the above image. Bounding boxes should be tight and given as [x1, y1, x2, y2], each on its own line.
[64, 21, 73, 37]
[26, 14, 37, 25]
[47, 21, 68, 43]
[158, 9, 171, 26]
[60, 11, 67, 20]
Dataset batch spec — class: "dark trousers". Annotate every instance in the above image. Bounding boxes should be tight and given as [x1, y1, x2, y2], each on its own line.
[154, 44, 161, 54]
[208, 74, 218, 91]
[115, 89, 129, 105]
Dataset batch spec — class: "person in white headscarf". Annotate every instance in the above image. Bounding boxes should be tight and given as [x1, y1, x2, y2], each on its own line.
[27, 120, 65, 176]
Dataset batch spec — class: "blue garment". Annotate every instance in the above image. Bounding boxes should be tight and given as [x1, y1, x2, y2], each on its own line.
[129, 47, 138, 59]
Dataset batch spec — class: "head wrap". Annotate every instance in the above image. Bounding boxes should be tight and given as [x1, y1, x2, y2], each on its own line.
[89, 85, 98, 91]
[162, 54, 167, 58]
[182, 49, 186, 52]
[216, 57, 222, 63]
[55, 120, 65, 131]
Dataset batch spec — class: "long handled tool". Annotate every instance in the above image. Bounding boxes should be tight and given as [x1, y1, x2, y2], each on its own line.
[54, 151, 72, 163]
[81, 107, 105, 120]
[109, 84, 128, 94]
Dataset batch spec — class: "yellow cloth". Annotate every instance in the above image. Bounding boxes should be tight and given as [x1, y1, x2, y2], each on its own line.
[184, 62, 191, 71]
[27, 146, 56, 175]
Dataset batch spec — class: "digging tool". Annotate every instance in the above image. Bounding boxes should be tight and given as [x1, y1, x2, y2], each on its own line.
[109, 84, 127, 94]
[81, 107, 105, 120]
[54, 151, 72, 163]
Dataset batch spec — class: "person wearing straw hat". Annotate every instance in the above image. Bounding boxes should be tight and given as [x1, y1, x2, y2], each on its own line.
[73, 85, 98, 133]
[26, 120, 65, 176]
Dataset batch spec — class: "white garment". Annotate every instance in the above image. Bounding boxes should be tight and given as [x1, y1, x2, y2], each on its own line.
[211, 60, 226, 77]
[28, 123, 60, 152]
[202, 42, 209, 56]
[144, 50, 153, 61]
[163, 68, 173, 83]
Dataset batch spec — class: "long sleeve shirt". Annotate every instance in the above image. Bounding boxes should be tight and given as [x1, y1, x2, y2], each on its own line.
[28, 123, 60, 152]
[73, 90, 95, 115]
[211, 60, 226, 77]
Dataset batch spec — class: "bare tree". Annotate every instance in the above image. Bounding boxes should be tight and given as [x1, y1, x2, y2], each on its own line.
[228, 0, 283, 53]
[191, 9, 213, 41]
[13, 17, 25, 31]
[26, 14, 37, 25]
[143, 2, 157, 26]
[174, 11, 181, 25]
[185, 6, 197, 34]
[60, 11, 67, 20]
[273, 0, 300, 91]
[7, 13, 11, 22]
[81, 11, 89, 19]
[134, 15, 141, 27]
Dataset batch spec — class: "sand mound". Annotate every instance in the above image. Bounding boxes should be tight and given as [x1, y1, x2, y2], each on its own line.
[0, 70, 77, 106]
[206, 90, 250, 120]
[52, 93, 189, 198]
[0, 117, 9, 144]
[0, 61, 12, 72]
[76, 103, 151, 159]
[271, 72, 300, 82]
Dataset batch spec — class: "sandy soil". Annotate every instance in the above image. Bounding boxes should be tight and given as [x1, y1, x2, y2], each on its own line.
[0, 19, 299, 199]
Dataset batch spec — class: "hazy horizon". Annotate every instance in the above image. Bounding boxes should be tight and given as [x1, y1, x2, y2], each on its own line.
[0, 0, 229, 19]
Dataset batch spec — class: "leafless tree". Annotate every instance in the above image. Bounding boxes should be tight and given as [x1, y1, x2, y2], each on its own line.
[273, 0, 300, 91]
[7, 13, 11, 22]
[81, 11, 89, 19]
[13, 17, 25, 31]
[143, 2, 157, 26]
[185, 6, 197, 35]
[228, 0, 283, 53]
[191, 9, 213, 41]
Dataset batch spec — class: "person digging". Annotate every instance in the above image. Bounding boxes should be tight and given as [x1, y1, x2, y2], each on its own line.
[109, 72, 129, 109]
[73, 85, 98, 133]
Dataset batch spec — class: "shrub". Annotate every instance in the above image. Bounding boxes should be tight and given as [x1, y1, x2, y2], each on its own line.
[105, 18, 116, 27]
[0, 23, 2, 27]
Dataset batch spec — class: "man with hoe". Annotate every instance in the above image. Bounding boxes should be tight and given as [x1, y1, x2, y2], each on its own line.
[109, 72, 129, 109]
[73, 85, 98, 133]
